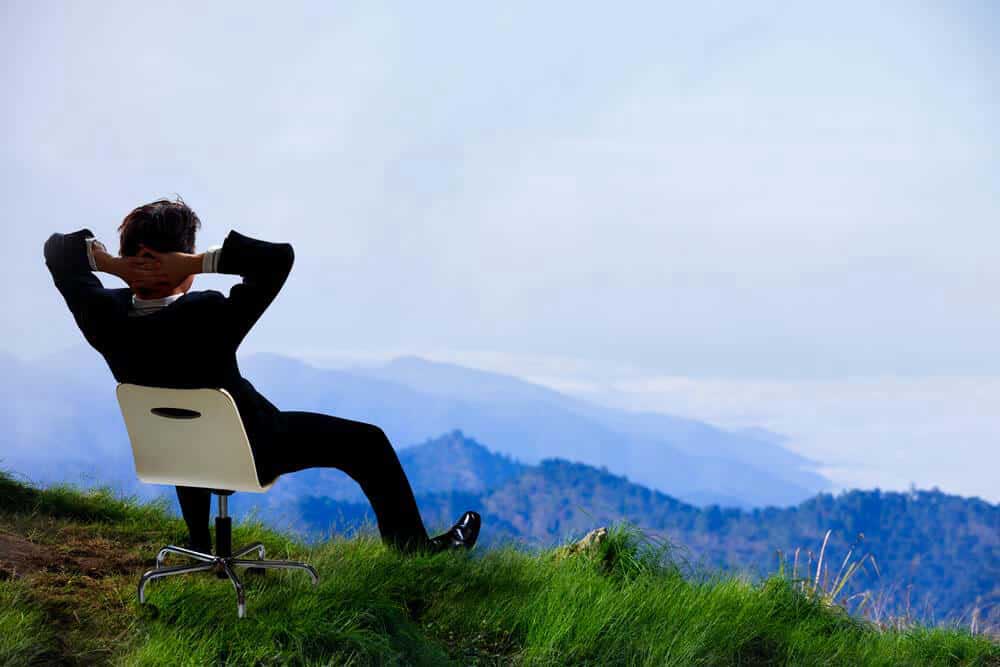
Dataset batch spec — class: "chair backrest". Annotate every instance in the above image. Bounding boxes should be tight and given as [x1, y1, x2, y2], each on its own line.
[115, 383, 272, 493]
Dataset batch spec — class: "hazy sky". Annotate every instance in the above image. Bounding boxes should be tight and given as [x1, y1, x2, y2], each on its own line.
[5, 2, 998, 499]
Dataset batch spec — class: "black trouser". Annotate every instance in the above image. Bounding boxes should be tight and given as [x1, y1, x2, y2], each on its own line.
[175, 411, 431, 553]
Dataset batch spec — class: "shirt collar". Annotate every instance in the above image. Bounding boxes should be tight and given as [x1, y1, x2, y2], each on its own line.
[130, 292, 183, 315]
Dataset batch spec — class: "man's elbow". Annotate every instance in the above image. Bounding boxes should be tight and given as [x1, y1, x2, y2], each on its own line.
[279, 242, 294, 274]
[43, 233, 63, 268]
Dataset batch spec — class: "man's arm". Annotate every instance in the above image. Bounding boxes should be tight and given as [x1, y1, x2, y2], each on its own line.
[214, 230, 295, 344]
[44, 230, 169, 343]
[43, 229, 122, 345]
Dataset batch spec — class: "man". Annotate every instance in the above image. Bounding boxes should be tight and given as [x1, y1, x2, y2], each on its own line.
[44, 196, 480, 554]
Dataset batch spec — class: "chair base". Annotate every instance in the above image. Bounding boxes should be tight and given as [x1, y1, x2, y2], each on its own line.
[138, 542, 319, 618]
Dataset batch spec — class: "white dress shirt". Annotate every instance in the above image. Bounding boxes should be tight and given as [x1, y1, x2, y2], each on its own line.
[85, 238, 223, 316]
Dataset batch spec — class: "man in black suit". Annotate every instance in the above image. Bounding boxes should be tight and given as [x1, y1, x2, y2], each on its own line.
[44, 196, 480, 554]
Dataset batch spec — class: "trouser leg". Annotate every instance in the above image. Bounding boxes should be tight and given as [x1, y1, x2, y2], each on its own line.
[175, 485, 212, 551]
[268, 411, 431, 552]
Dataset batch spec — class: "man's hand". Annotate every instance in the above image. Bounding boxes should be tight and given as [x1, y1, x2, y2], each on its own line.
[92, 242, 171, 291]
[137, 244, 204, 288]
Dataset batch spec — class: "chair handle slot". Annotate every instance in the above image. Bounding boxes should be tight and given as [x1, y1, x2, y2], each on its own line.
[150, 407, 202, 420]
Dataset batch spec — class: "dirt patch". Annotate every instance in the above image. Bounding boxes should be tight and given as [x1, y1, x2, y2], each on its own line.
[0, 529, 52, 579]
[0, 528, 144, 579]
[1, 527, 149, 664]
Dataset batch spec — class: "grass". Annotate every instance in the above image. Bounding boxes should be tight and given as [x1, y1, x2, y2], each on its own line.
[0, 578, 59, 665]
[0, 469, 997, 666]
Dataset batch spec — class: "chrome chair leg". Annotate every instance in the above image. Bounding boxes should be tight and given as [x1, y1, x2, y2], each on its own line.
[233, 542, 266, 559]
[139, 562, 215, 603]
[232, 558, 320, 585]
[156, 544, 215, 568]
[221, 561, 247, 618]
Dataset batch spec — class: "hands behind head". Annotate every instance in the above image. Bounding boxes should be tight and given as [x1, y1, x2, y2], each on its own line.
[118, 253, 170, 292]
[122, 244, 198, 292]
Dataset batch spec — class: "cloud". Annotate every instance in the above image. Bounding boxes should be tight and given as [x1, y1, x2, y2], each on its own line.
[6, 1, 999, 381]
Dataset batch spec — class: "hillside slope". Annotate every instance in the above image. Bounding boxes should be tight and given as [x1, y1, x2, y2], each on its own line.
[1, 471, 995, 666]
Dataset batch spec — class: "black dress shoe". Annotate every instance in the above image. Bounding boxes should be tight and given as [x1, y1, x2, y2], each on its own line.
[430, 511, 481, 552]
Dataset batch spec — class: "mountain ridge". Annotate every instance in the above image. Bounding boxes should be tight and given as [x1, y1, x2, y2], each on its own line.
[5, 346, 829, 508]
[247, 352, 828, 506]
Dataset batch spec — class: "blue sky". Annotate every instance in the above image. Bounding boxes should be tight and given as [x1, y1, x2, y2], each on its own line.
[4, 2, 999, 499]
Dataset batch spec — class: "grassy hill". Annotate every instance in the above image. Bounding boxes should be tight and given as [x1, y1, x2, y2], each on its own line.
[1, 471, 996, 666]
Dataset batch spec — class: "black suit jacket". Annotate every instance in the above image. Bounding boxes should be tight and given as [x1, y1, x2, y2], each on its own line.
[43, 228, 294, 485]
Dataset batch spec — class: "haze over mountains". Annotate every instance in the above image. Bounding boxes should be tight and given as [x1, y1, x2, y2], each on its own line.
[1, 347, 827, 508]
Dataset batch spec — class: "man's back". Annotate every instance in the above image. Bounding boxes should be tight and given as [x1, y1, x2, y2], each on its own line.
[44, 228, 294, 483]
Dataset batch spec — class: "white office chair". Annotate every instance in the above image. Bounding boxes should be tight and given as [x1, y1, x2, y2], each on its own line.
[116, 383, 318, 618]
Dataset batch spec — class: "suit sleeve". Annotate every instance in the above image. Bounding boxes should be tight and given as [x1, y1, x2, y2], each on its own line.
[43, 228, 118, 347]
[216, 230, 295, 344]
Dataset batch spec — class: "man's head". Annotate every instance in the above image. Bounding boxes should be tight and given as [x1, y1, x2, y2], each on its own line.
[118, 197, 201, 299]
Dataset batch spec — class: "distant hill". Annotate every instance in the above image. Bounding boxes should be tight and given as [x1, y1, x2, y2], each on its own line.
[398, 429, 525, 495]
[270, 430, 525, 504]
[291, 431, 999, 623]
[1, 347, 829, 508]
[344, 355, 828, 507]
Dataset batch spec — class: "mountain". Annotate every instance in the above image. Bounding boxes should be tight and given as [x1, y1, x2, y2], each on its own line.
[369, 355, 809, 472]
[263, 430, 525, 505]
[244, 353, 828, 507]
[2, 347, 829, 508]
[398, 429, 525, 495]
[289, 432, 999, 623]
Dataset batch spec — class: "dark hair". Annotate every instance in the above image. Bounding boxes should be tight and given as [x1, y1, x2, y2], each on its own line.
[118, 196, 201, 257]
